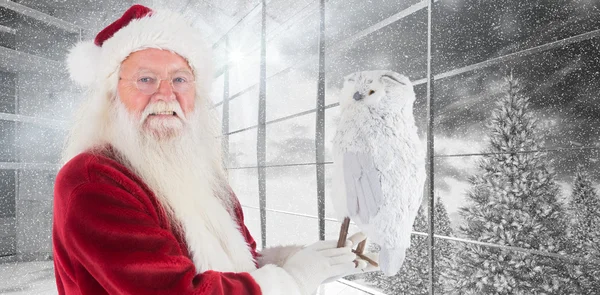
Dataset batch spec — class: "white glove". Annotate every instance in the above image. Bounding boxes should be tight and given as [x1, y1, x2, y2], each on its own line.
[257, 245, 304, 267]
[249, 233, 374, 295]
[281, 238, 358, 295]
[323, 233, 380, 283]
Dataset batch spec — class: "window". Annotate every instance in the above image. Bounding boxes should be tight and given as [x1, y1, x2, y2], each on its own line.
[219, 0, 600, 294]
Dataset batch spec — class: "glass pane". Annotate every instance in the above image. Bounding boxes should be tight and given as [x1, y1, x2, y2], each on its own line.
[266, 165, 316, 216]
[265, 7, 318, 121]
[228, 50, 260, 96]
[228, 88, 258, 132]
[211, 39, 228, 78]
[326, 6, 428, 88]
[15, 124, 65, 164]
[266, 112, 315, 165]
[228, 129, 257, 168]
[18, 170, 56, 201]
[433, 0, 600, 74]
[0, 220, 16, 256]
[266, 210, 317, 246]
[211, 74, 224, 105]
[266, 3, 319, 76]
[18, 80, 78, 122]
[0, 120, 16, 162]
[0, 170, 15, 218]
[16, 198, 52, 258]
[266, 64, 318, 122]
[0, 71, 16, 114]
[324, 163, 337, 220]
[0, 7, 78, 60]
[16, 170, 55, 258]
[434, 38, 600, 156]
[229, 168, 259, 208]
[326, 0, 422, 45]
[323, 107, 339, 163]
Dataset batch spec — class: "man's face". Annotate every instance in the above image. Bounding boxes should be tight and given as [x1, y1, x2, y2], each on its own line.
[117, 48, 196, 139]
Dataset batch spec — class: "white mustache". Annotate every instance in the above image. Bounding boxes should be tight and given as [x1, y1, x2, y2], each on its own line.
[141, 101, 186, 122]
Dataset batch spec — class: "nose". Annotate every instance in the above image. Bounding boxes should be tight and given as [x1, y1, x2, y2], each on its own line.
[353, 91, 363, 101]
[153, 79, 176, 101]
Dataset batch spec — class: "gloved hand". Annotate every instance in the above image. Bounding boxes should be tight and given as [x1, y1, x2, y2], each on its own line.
[257, 244, 304, 268]
[323, 232, 380, 283]
[282, 232, 372, 295]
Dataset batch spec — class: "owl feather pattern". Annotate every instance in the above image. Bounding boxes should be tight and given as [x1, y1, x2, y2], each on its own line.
[331, 70, 426, 276]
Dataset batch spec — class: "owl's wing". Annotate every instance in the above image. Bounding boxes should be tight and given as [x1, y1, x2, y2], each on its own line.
[343, 152, 383, 224]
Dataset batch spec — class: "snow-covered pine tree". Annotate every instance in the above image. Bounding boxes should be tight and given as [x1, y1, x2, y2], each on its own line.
[442, 76, 577, 294]
[567, 168, 600, 292]
[363, 198, 454, 294]
[433, 198, 454, 293]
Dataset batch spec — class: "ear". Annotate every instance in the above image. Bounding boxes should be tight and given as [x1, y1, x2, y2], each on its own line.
[380, 72, 408, 86]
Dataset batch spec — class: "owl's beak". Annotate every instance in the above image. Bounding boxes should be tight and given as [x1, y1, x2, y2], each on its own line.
[353, 91, 364, 101]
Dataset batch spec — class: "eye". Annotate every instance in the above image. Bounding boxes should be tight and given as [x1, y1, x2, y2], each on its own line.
[138, 77, 155, 84]
[369, 90, 375, 95]
[173, 77, 187, 84]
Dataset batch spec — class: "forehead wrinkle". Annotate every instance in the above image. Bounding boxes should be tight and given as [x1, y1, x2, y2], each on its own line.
[131, 66, 193, 77]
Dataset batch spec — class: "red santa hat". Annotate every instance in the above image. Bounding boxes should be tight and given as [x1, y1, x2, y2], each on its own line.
[66, 4, 212, 94]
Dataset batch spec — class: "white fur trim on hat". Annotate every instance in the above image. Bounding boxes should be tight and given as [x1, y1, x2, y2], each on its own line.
[66, 9, 213, 95]
[66, 41, 102, 87]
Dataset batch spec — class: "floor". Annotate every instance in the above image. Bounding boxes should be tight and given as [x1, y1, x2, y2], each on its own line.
[0, 261, 385, 295]
[0, 261, 56, 295]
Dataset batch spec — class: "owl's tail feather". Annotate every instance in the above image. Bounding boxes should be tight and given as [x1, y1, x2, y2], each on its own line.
[379, 247, 407, 276]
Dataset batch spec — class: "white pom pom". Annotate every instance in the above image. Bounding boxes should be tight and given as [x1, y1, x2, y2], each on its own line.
[66, 41, 102, 87]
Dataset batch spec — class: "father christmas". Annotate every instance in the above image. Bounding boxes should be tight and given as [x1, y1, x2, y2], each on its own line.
[51, 4, 375, 295]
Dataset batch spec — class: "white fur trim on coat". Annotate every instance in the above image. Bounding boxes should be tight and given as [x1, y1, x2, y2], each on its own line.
[257, 245, 303, 268]
[250, 265, 302, 295]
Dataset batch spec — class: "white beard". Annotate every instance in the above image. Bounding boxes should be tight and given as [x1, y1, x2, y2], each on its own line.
[63, 93, 256, 273]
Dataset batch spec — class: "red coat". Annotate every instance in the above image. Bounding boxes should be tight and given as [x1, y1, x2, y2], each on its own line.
[52, 151, 263, 294]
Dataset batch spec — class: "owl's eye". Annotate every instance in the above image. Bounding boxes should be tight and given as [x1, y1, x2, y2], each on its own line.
[369, 90, 375, 95]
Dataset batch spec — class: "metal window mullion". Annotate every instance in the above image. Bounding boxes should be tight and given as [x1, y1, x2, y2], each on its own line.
[315, 0, 326, 241]
[222, 37, 230, 174]
[257, 0, 268, 249]
[426, 0, 435, 294]
[227, 161, 333, 171]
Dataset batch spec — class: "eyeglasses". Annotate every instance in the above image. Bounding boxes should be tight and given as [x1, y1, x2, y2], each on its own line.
[119, 71, 195, 95]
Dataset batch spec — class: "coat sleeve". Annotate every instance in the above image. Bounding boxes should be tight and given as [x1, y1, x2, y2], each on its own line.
[57, 181, 264, 295]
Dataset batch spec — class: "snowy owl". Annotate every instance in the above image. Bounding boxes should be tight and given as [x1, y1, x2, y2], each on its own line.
[331, 70, 426, 276]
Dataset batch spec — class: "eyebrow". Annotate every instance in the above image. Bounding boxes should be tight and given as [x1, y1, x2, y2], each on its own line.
[134, 67, 193, 75]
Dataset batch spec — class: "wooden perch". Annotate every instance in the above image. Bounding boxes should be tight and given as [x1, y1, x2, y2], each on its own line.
[337, 217, 351, 248]
[337, 216, 378, 267]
